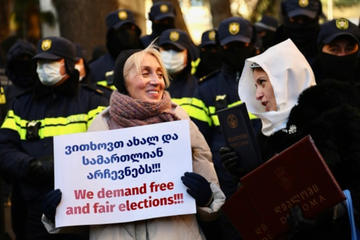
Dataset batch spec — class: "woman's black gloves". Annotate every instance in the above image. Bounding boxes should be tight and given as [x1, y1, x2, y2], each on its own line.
[181, 172, 213, 207]
[219, 146, 244, 179]
[42, 189, 62, 223]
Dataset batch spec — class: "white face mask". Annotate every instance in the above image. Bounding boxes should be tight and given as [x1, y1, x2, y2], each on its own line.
[36, 61, 67, 86]
[160, 49, 186, 74]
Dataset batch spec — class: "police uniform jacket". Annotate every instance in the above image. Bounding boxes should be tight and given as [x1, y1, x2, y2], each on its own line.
[88, 53, 115, 83]
[0, 81, 108, 202]
[42, 105, 226, 240]
[190, 64, 260, 197]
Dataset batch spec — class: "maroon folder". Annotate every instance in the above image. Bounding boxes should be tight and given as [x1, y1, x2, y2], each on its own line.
[223, 135, 345, 240]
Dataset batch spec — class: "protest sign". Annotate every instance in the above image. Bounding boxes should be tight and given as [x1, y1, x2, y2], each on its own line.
[53, 120, 195, 227]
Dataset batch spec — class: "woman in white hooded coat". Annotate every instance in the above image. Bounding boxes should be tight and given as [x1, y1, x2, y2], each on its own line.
[222, 39, 360, 239]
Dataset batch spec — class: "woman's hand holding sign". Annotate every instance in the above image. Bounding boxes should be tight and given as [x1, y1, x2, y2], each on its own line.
[181, 172, 213, 207]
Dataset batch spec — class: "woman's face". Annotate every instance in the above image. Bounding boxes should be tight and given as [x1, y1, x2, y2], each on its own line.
[125, 53, 165, 103]
[253, 68, 277, 112]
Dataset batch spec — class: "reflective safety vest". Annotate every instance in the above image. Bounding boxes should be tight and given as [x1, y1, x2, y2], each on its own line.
[1, 106, 105, 140]
[188, 98, 258, 127]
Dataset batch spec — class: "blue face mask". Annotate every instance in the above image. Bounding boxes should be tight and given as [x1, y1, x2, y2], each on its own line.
[36, 61, 67, 86]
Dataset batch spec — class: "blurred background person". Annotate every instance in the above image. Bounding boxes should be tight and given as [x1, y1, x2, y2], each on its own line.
[141, 1, 176, 47]
[89, 9, 143, 86]
[274, 0, 323, 64]
[254, 15, 278, 53]
[0, 36, 108, 240]
[3, 40, 37, 122]
[313, 18, 360, 84]
[194, 29, 222, 81]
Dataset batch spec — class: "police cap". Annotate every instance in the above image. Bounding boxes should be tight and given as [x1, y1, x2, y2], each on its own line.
[158, 29, 192, 51]
[33, 36, 76, 61]
[218, 17, 253, 46]
[106, 9, 140, 34]
[282, 0, 322, 19]
[149, 1, 175, 21]
[7, 39, 36, 62]
[199, 29, 219, 48]
[254, 15, 278, 32]
[318, 18, 360, 46]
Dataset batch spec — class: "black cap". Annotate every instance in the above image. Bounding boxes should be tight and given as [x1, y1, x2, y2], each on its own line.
[149, 1, 175, 21]
[106, 9, 140, 33]
[218, 17, 253, 46]
[113, 49, 142, 94]
[254, 15, 278, 32]
[33, 36, 76, 61]
[7, 39, 36, 62]
[158, 29, 192, 51]
[282, 0, 321, 19]
[318, 18, 360, 46]
[199, 29, 219, 48]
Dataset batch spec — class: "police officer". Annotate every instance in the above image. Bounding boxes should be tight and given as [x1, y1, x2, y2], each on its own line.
[1, 39, 37, 239]
[274, 0, 323, 64]
[188, 21, 260, 240]
[254, 15, 278, 52]
[89, 9, 143, 85]
[158, 29, 199, 114]
[190, 17, 260, 198]
[0, 36, 108, 240]
[141, 1, 176, 47]
[313, 18, 360, 84]
[194, 29, 222, 81]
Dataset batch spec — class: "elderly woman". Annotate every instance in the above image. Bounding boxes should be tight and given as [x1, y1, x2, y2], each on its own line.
[222, 39, 360, 239]
[42, 45, 225, 240]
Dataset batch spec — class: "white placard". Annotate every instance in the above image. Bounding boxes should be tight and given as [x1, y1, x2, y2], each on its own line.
[53, 120, 195, 227]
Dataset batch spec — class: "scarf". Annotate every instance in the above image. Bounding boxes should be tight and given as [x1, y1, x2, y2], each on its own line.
[108, 90, 179, 129]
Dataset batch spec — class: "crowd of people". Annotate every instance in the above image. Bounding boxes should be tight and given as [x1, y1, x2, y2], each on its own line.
[0, 0, 360, 239]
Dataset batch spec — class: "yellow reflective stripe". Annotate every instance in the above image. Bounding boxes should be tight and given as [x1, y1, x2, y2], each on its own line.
[209, 100, 259, 126]
[171, 97, 192, 106]
[97, 81, 117, 90]
[37, 123, 88, 139]
[188, 106, 212, 126]
[1, 106, 106, 140]
[87, 106, 106, 126]
[0, 86, 6, 104]
[1, 110, 18, 130]
[191, 58, 201, 75]
[190, 98, 209, 115]
[172, 97, 212, 126]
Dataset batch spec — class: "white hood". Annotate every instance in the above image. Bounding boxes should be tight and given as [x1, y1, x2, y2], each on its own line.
[238, 39, 316, 136]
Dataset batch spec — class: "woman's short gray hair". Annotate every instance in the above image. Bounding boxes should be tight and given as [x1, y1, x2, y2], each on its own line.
[123, 43, 170, 87]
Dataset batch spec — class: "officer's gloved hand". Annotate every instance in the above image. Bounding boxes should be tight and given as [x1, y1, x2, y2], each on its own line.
[42, 189, 62, 223]
[181, 172, 213, 207]
[219, 146, 244, 180]
[26, 156, 54, 184]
